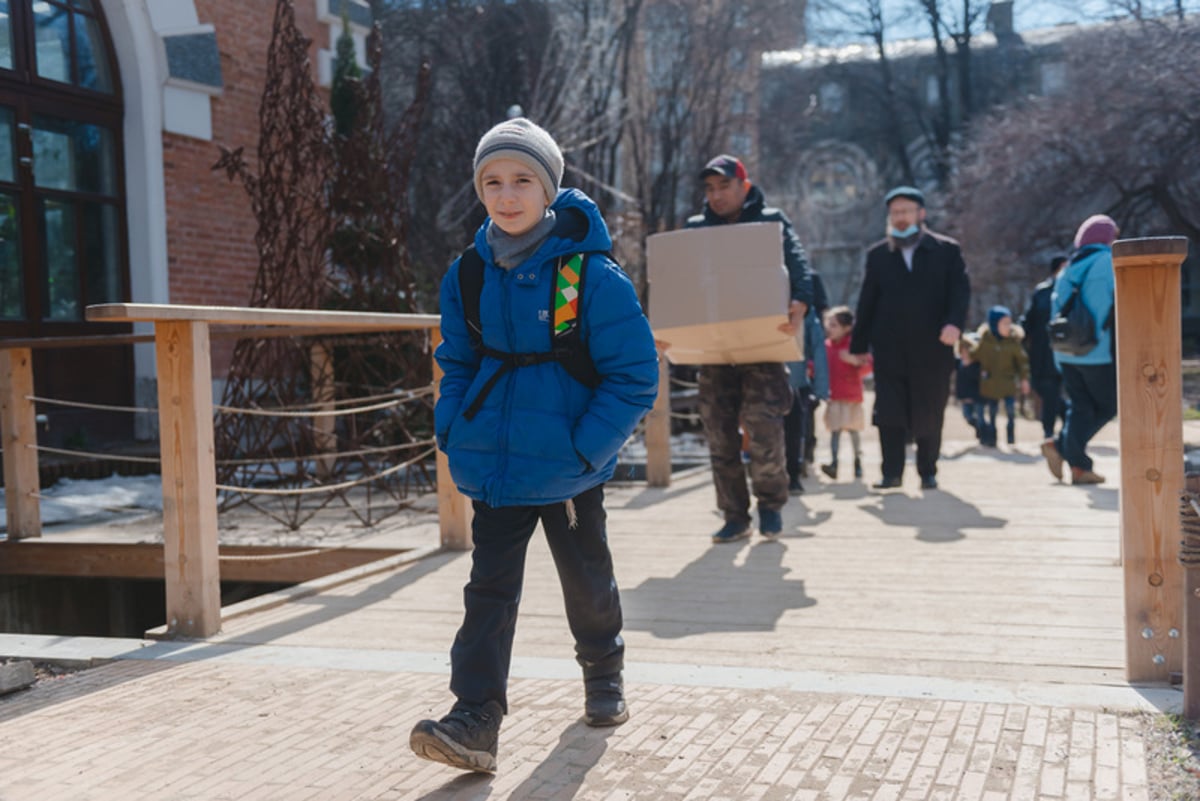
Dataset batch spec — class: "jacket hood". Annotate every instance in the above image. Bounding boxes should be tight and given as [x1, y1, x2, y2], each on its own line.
[1070, 242, 1110, 264]
[987, 305, 1012, 337]
[474, 188, 612, 263]
[701, 183, 766, 224]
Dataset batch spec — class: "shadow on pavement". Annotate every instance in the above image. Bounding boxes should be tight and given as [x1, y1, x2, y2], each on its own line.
[620, 537, 816, 637]
[860, 490, 1007, 543]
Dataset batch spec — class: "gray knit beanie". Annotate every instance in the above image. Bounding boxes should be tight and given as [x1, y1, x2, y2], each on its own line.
[473, 117, 563, 204]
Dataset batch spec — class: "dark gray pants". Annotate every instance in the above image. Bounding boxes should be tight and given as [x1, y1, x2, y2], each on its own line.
[450, 484, 622, 713]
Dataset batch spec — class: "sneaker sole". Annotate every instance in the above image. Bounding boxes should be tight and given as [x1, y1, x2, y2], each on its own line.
[410, 728, 496, 773]
[584, 708, 630, 727]
[1040, 441, 1064, 481]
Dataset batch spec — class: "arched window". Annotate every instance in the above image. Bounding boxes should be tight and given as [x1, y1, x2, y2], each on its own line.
[0, 0, 124, 335]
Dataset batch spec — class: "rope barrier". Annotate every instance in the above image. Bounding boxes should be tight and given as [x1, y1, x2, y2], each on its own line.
[253, 385, 434, 412]
[25, 387, 433, 420]
[26, 394, 157, 415]
[215, 395, 406, 419]
[215, 437, 435, 467]
[31, 444, 161, 464]
[216, 446, 435, 497]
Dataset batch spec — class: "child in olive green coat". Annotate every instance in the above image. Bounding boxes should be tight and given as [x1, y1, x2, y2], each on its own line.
[971, 305, 1030, 446]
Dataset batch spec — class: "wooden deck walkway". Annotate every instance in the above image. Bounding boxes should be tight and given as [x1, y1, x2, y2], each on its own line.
[0, 408, 1186, 800]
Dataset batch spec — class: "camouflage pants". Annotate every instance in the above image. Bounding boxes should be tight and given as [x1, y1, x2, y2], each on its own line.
[698, 363, 792, 524]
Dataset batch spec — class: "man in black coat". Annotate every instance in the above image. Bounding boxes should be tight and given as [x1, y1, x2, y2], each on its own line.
[685, 155, 815, 542]
[848, 186, 970, 490]
[1019, 256, 1068, 442]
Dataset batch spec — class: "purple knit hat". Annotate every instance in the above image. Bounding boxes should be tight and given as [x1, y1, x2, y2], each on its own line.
[1073, 214, 1119, 249]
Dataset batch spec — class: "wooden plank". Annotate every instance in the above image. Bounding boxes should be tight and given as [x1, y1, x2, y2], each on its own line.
[0, 333, 155, 350]
[644, 345, 671, 487]
[1112, 237, 1188, 682]
[154, 320, 221, 638]
[87, 302, 439, 329]
[430, 327, 471, 550]
[0, 542, 406, 584]
[0, 347, 41, 539]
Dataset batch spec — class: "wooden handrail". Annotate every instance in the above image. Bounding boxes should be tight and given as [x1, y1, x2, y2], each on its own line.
[86, 302, 439, 329]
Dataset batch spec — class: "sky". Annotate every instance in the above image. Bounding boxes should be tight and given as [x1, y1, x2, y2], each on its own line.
[809, 0, 1187, 44]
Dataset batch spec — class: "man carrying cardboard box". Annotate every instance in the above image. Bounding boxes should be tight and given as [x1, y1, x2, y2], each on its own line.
[684, 154, 815, 543]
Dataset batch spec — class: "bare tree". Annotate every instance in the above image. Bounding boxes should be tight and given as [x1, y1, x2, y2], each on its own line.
[621, 1, 803, 267]
[375, 0, 641, 294]
[946, 18, 1200, 307]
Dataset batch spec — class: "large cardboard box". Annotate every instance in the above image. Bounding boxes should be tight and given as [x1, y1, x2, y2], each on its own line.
[647, 222, 802, 365]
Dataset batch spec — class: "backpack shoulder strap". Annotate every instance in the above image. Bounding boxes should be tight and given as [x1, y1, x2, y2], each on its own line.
[457, 245, 485, 349]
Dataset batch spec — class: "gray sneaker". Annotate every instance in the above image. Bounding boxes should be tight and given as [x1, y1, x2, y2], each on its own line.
[584, 673, 629, 727]
[410, 700, 503, 773]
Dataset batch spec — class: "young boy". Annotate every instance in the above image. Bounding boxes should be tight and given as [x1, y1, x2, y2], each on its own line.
[410, 118, 659, 773]
[972, 305, 1030, 446]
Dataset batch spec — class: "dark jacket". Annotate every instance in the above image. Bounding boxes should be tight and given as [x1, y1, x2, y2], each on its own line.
[1019, 276, 1057, 382]
[849, 230, 971, 432]
[435, 189, 659, 507]
[955, 358, 981, 402]
[684, 184, 814, 306]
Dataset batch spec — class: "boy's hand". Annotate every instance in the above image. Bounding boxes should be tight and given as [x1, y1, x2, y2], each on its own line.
[1020, 379, 1030, 396]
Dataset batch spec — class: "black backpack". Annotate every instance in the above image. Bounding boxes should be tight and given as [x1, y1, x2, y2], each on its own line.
[456, 246, 602, 421]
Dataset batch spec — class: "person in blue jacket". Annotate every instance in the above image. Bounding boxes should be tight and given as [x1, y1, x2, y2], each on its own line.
[1040, 215, 1118, 485]
[410, 118, 659, 774]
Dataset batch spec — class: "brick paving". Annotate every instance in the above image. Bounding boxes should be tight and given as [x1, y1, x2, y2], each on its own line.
[0, 660, 1153, 800]
[0, 409, 1186, 799]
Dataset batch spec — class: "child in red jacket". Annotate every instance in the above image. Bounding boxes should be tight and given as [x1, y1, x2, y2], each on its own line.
[821, 306, 873, 480]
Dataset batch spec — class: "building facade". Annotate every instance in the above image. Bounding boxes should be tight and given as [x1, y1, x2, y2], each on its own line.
[1, 0, 368, 446]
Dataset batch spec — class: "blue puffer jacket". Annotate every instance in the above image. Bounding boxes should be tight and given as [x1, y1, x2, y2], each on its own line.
[435, 188, 659, 507]
[1051, 243, 1115, 367]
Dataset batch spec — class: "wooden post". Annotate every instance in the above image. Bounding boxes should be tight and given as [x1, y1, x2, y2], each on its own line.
[645, 347, 671, 487]
[430, 328, 471, 550]
[0, 348, 40, 539]
[310, 343, 336, 479]
[154, 321, 221, 638]
[1113, 236, 1189, 682]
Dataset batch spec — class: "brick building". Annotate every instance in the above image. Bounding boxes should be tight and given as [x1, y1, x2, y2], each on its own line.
[0, 0, 368, 446]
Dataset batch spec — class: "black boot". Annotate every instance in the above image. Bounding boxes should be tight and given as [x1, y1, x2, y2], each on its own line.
[410, 699, 503, 773]
[584, 673, 629, 727]
[820, 461, 837, 479]
[854, 457, 863, 478]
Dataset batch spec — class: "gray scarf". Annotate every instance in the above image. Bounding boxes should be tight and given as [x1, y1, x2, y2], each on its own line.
[486, 210, 557, 269]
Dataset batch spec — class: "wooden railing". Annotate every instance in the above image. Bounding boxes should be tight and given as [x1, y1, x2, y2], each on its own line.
[2, 304, 675, 639]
